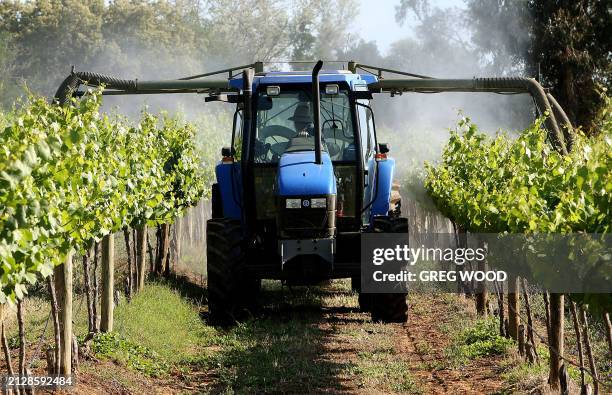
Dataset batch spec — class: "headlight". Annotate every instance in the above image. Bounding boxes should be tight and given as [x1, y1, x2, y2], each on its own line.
[310, 198, 327, 208]
[286, 198, 301, 209]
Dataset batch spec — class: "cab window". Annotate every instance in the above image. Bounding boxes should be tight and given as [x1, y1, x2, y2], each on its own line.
[231, 108, 243, 161]
[357, 102, 376, 163]
[254, 88, 356, 163]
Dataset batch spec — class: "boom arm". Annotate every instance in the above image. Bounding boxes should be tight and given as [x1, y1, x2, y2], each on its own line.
[54, 61, 574, 154]
[368, 77, 571, 154]
[54, 70, 237, 106]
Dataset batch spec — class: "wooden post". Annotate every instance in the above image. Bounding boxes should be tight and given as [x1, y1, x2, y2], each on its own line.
[174, 218, 182, 270]
[136, 225, 147, 292]
[0, 306, 15, 377]
[475, 240, 487, 316]
[520, 278, 538, 362]
[569, 301, 585, 390]
[92, 242, 100, 332]
[525, 342, 536, 364]
[494, 280, 505, 337]
[156, 223, 170, 275]
[604, 312, 612, 357]
[47, 276, 61, 374]
[17, 300, 25, 375]
[507, 274, 520, 340]
[559, 364, 569, 395]
[101, 234, 114, 332]
[580, 306, 599, 395]
[455, 225, 467, 295]
[54, 250, 73, 375]
[518, 324, 525, 356]
[71, 335, 79, 374]
[548, 293, 564, 391]
[132, 228, 138, 288]
[164, 224, 172, 277]
[123, 228, 133, 300]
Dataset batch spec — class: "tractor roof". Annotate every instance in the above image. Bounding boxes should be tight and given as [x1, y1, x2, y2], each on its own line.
[228, 70, 377, 91]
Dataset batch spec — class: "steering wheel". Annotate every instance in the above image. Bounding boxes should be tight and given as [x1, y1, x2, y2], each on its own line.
[269, 142, 289, 157]
[259, 125, 296, 141]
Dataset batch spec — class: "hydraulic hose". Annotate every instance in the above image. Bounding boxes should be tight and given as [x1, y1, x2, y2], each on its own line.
[371, 77, 569, 154]
[54, 71, 138, 105]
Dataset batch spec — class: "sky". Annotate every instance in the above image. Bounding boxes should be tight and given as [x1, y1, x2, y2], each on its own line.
[352, 0, 465, 55]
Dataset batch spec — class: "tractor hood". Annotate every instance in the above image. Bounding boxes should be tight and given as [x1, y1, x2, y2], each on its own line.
[276, 151, 337, 196]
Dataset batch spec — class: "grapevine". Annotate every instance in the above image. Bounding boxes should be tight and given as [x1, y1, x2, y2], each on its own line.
[0, 91, 206, 303]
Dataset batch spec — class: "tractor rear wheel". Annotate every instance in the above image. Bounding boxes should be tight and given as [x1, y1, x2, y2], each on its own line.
[367, 216, 409, 323]
[352, 277, 373, 312]
[206, 218, 258, 325]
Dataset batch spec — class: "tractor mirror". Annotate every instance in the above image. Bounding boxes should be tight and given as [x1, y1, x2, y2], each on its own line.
[205, 94, 244, 103]
[378, 143, 390, 154]
[352, 90, 373, 100]
[257, 96, 273, 110]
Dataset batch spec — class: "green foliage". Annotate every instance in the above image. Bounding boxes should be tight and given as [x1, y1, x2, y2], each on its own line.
[448, 319, 513, 363]
[90, 332, 170, 377]
[425, 116, 610, 233]
[425, 113, 611, 310]
[0, 92, 206, 303]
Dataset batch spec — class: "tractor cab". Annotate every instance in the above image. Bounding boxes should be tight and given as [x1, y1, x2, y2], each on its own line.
[216, 69, 391, 282]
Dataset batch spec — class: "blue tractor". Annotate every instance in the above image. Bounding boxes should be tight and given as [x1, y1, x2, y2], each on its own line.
[207, 61, 409, 324]
[55, 60, 570, 325]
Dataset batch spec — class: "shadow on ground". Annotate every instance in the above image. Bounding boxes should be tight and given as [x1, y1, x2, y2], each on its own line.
[177, 278, 359, 393]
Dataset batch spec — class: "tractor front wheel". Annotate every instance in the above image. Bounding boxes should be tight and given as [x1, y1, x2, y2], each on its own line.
[206, 218, 258, 325]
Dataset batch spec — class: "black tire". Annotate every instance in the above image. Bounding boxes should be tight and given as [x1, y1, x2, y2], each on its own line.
[371, 293, 408, 323]
[358, 293, 373, 313]
[352, 276, 373, 312]
[367, 216, 409, 323]
[206, 218, 258, 325]
[351, 276, 360, 292]
[211, 183, 223, 219]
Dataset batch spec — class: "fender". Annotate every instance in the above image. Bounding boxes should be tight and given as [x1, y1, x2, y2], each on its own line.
[369, 157, 395, 219]
[215, 161, 242, 220]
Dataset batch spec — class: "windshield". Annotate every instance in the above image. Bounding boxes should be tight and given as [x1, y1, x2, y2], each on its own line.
[254, 88, 356, 163]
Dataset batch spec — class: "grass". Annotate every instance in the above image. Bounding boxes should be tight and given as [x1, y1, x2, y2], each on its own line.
[113, 282, 212, 364]
[446, 318, 514, 366]
[75, 278, 422, 393]
[351, 337, 421, 394]
[199, 316, 348, 393]
[89, 332, 171, 377]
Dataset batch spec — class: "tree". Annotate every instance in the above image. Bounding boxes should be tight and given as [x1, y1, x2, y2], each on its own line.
[0, 0, 106, 96]
[466, 0, 611, 134]
[528, 1, 611, 133]
[309, 0, 358, 59]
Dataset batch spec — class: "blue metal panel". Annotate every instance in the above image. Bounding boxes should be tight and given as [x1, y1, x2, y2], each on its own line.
[215, 161, 242, 220]
[277, 151, 337, 196]
[369, 157, 395, 219]
[229, 71, 378, 91]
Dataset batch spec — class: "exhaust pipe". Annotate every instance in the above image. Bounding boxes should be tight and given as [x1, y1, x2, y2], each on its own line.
[312, 60, 323, 165]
